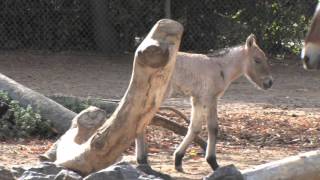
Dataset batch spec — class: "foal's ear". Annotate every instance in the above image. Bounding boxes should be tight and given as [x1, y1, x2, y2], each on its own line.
[246, 34, 256, 48]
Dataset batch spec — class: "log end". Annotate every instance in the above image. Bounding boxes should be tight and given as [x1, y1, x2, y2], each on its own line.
[75, 106, 106, 144]
[136, 19, 183, 69]
[137, 44, 169, 68]
[155, 19, 184, 39]
[76, 106, 106, 129]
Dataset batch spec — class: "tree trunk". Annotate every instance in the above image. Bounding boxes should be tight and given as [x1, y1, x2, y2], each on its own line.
[54, 19, 183, 175]
[91, 0, 119, 53]
[242, 150, 320, 180]
[0, 74, 76, 133]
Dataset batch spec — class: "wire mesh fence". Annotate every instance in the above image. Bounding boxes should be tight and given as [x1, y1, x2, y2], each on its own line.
[0, 0, 317, 55]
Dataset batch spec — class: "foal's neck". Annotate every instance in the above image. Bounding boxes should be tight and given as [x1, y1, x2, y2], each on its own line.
[219, 45, 247, 83]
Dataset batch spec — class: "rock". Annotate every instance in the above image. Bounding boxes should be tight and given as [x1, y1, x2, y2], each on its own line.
[11, 165, 28, 178]
[16, 162, 64, 180]
[204, 164, 244, 180]
[11, 161, 168, 180]
[18, 171, 56, 180]
[138, 174, 166, 180]
[55, 169, 83, 180]
[0, 166, 14, 180]
[136, 164, 171, 180]
[84, 162, 141, 180]
[24, 162, 64, 175]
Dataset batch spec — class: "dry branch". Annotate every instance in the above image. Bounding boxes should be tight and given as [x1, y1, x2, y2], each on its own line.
[49, 95, 206, 150]
[54, 19, 183, 175]
[153, 114, 206, 150]
[159, 106, 190, 124]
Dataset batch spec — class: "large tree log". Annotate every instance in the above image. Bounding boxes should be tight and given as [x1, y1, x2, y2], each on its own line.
[49, 95, 207, 150]
[54, 19, 183, 175]
[0, 74, 76, 133]
[242, 150, 320, 180]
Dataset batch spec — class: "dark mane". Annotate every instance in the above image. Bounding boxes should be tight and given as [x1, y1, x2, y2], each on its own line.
[206, 44, 244, 58]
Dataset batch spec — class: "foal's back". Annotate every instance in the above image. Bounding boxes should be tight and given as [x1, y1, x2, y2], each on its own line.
[169, 52, 227, 98]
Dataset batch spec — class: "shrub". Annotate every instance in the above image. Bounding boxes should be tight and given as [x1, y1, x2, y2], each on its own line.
[0, 91, 55, 140]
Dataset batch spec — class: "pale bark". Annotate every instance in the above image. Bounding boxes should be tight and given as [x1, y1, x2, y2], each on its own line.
[54, 19, 183, 175]
[49, 95, 206, 150]
[242, 150, 320, 180]
[0, 74, 76, 133]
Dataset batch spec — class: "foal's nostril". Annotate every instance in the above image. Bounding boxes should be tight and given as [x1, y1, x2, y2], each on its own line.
[268, 80, 273, 87]
[263, 79, 273, 89]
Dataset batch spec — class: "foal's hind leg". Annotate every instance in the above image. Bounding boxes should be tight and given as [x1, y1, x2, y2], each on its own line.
[174, 97, 204, 172]
[136, 132, 148, 165]
[136, 132, 172, 180]
[205, 99, 219, 170]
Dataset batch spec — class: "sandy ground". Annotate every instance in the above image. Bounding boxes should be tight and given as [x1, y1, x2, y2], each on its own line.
[0, 52, 319, 179]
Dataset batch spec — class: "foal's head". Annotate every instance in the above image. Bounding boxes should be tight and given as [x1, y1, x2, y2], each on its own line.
[301, 3, 320, 70]
[243, 34, 273, 90]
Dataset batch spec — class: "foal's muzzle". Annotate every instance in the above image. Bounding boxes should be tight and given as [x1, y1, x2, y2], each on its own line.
[301, 43, 320, 70]
[302, 55, 320, 70]
[262, 78, 273, 90]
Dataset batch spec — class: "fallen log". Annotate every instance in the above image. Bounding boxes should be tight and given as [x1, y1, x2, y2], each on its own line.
[0, 75, 206, 161]
[0, 74, 76, 133]
[49, 94, 206, 150]
[242, 150, 320, 180]
[49, 95, 190, 124]
[54, 19, 183, 175]
[48, 95, 118, 115]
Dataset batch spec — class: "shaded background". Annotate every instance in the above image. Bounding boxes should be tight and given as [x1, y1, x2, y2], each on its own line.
[0, 0, 317, 56]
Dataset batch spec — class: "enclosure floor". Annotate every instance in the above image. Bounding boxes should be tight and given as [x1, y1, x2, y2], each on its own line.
[0, 52, 319, 179]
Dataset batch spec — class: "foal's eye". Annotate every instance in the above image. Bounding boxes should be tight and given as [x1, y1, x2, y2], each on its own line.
[254, 59, 262, 64]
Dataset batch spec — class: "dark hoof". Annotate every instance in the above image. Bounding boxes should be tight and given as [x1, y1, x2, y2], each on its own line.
[137, 155, 148, 165]
[213, 165, 220, 171]
[174, 152, 184, 172]
[137, 164, 171, 180]
[206, 155, 219, 171]
[174, 165, 184, 172]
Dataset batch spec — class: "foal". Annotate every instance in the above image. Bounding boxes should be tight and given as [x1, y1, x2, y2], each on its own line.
[136, 34, 273, 172]
[302, 2, 320, 70]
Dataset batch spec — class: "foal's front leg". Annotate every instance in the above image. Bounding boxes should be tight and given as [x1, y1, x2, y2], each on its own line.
[205, 99, 219, 170]
[174, 97, 204, 172]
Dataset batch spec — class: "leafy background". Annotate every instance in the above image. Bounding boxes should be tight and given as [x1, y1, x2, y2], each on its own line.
[0, 0, 317, 55]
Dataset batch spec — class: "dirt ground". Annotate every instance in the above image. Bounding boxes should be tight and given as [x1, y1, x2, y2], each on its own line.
[0, 52, 320, 179]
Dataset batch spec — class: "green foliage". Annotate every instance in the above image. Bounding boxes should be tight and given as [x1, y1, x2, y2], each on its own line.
[0, 91, 54, 139]
[173, 0, 317, 55]
[60, 98, 90, 113]
[0, 0, 317, 55]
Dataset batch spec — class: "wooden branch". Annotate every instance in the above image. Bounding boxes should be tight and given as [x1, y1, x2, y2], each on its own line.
[54, 19, 183, 175]
[242, 150, 320, 180]
[159, 106, 190, 124]
[49, 95, 204, 149]
[50, 95, 190, 124]
[153, 114, 206, 150]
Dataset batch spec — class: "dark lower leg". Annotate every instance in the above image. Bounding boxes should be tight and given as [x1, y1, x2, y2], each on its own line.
[174, 152, 185, 171]
[206, 155, 219, 170]
[136, 133, 148, 165]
